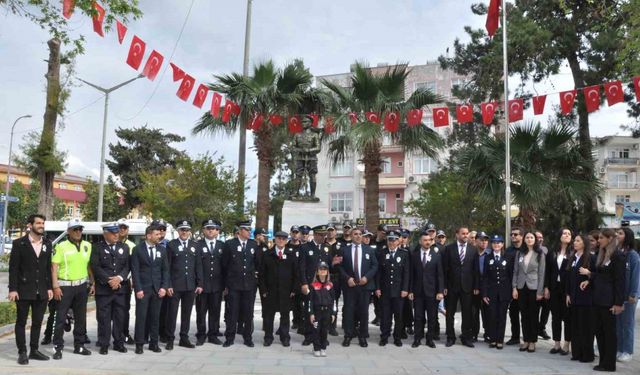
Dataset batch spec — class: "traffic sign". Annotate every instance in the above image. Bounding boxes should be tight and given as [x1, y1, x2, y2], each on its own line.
[0, 195, 19, 202]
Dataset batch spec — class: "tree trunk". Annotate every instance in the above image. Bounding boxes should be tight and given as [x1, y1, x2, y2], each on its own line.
[37, 38, 61, 218]
[255, 129, 272, 230]
[519, 207, 537, 231]
[363, 143, 382, 230]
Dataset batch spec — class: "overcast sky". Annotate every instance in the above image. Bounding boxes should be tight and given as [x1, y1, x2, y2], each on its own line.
[0, 0, 632, 199]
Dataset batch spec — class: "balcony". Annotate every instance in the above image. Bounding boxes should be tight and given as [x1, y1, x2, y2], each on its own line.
[607, 181, 638, 189]
[359, 176, 407, 188]
[604, 158, 640, 167]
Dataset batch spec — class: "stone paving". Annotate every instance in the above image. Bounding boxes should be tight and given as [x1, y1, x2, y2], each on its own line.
[0, 295, 638, 375]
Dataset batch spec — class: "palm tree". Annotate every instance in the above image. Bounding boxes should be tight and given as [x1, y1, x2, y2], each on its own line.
[193, 59, 315, 229]
[459, 120, 601, 229]
[321, 62, 445, 228]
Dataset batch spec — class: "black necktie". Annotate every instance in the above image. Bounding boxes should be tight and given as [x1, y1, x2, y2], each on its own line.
[422, 252, 427, 266]
[496, 255, 500, 262]
[209, 241, 214, 252]
[241, 242, 246, 251]
[149, 246, 155, 260]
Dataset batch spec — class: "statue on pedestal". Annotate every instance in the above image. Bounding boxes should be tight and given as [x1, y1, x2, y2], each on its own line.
[291, 116, 321, 201]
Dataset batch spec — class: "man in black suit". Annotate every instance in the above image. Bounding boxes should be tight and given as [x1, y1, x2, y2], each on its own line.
[442, 226, 478, 347]
[131, 224, 169, 354]
[8, 214, 53, 365]
[165, 220, 203, 350]
[409, 231, 444, 348]
[505, 227, 524, 345]
[222, 220, 259, 347]
[195, 219, 224, 346]
[90, 222, 130, 355]
[338, 227, 378, 347]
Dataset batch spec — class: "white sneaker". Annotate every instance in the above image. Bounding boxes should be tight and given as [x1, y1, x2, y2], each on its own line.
[616, 352, 622, 359]
[618, 353, 632, 362]
[313, 350, 321, 357]
[594, 346, 599, 357]
[320, 349, 327, 357]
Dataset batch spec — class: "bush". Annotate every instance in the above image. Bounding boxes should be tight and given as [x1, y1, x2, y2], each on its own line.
[0, 302, 17, 326]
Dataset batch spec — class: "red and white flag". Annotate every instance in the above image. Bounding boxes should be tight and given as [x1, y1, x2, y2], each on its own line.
[634, 76, 640, 102]
[324, 116, 335, 134]
[63, 0, 75, 19]
[269, 114, 283, 126]
[508, 98, 524, 122]
[193, 84, 209, 109]
[456, 104, 473, 124]
[116, 20, 128, 44]
[310, 114, 320, 127]
[383, 111, 400, 132]
[486, 0, 501, 37]
[176, 75, 195, 101]
[532, 95, 547, 115]
[169, 63, 186, 82]
[92, 2, 106, 37]
[348, 112, 358, 125]
[365, 112, 381, 124]
[481, 102, 498, 125]
[210, 92, 222, 118]
[583, 85, 601, 113]
[407, 109, 423, 127]
[141, 50, 164, 81]
[126, 35, 146, 70]
[249, 113, 264, 131]
[559, 90, 577, 114]
[221, 100, 236, 123]
[604, 81, 624, 106]
[432, 107, 449, 127]
[288, 116, 302, 134]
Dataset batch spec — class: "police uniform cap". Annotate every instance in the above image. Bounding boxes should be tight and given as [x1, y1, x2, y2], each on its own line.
[237, 220, 252, 230]
[67, 218, 84, 230]
[312, 224, 328, 234]
[290, 225, 300, 233]
[401, 229, 410, 238]
[102, 222, 119, 233]
[490, 234, 504, 243]
[274, 231, 289, 238]
[300, 225, 311, 234]
[150, 219, 167, 230]
[202, 219, 222, 229]
[477, 231, 490, 240]
[176, 220, 192, 230]
[427, 223, 436, 231]
[436, 230, 446, 237]
[116, 218, 129, 228]
[377, 224, 388, 232]
[342, 221, 352, 229]
[327, 223, 336, 231]
[254, 227, 268, 236]
[387, 230, 402, 240]
[362, 230, 373, 238]
[318, 261, 330, 270]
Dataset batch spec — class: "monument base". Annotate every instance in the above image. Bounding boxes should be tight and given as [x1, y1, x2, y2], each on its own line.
[281, 200, 328, 231]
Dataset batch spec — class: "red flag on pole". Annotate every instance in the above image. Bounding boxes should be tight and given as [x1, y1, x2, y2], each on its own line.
[288, 116, 303, 134]
[141, 50, 164, 81]
[176, 75, 195, 101]
[481, 102, 498, 125]
[310, 114, 320, 127]
[365, 112, 381, 124]
[269, 114, 283, 126]
[559, 90, 577, 114]
[583, 85, 601, 113]
[92, 2, 106, 37]
[604, 81, 624, 106]
[348, 112, 358, 125]
[508, 98, 524, 122]
[210, 92, 222, 118]
[486, 0, 501, 37]
[324, 116, 335, 134]
[407, 109, 423, 127]
[432, 107, 450, 127]
[248, 113, 264, 131]
[116, 20, 128, 44]
[63, 0, 75, 19]
[634, 76, 640, 102]
[383, 111, 401, 132]
[169, 63, 186, 82]
[532, 95, 547, 115]
[456, 104, 473, 124]
[221, 101, 239, 123]
[193, 84, 209, 109]
[126, 35, 146, 70]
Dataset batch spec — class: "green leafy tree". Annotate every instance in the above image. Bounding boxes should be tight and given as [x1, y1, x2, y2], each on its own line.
[106, 126, 185, 209]
[6, 180, 65, 231]
[81, 176, 129, 222]
[321, 62, 445, 228]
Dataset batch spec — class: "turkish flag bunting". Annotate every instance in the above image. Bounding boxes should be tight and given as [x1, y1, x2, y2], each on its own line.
[383, 111, 401, 132]
[481, 102, 498, 125]
[193, 84, 209, 109]
[176, 75, 195, 101]
[63, 0, 75, 19]
[456, 104, 473, 124]
[508, 98, 524, 122]
[210, 92, 222, 118]
[532, 95, 547, 115]
[310, 114, 320, 127]
[604, 81, 624, 106]
[116, 20, 128, 44]
[365, 112, 381, 124]
[407, 109, 423, 127]
[583, 85, 601, 113]
[288, 116, 303, 134]
[559, 90, 577, 114]
[348, 112, 358, 125]
[221, 101, 238, 123]
[432, 107, 450, 127]
[230, 101, 241, 116]
[141, 50, 164, 81]
[324, 116, 335, 134]
[634, 76, 640, 102]
[92, 2, 106, 37]
[169, 63, 186, 82]
[126, 35, 146, 70]
[269, 114, 283, 126]
[249, 113, 264, 131]
[486, 0, 501, 37]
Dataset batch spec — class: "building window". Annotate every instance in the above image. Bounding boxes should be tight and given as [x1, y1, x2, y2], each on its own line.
[414, 156, 438, 174]
[620, 149, 630, 158]
[615, 195, 631, 203]
[58, 183, 67, 189]
[382, 134, 394, 146]
[451, 78, 466, 89]
[8, 175, 16, 183]
[381, 157, 391, 174]
[66, 206, 73, 216]
[379, 193, 387, 213]
[330, 192, 353, 213]
[331, 158, 354, 177]
[415, 81, 437, 93]
[74, 185, 82, 191]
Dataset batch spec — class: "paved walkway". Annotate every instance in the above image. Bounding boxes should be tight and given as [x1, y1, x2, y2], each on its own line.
[0, 296, 638, 375]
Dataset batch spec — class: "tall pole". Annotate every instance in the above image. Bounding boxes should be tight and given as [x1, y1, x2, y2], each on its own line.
[77, 75, 142, 222]
[2, 115, 32, 243]
[237, 0, 252, 214]
[502, 0, 511, 244]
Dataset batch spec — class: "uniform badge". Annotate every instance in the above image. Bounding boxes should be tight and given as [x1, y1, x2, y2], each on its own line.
[237, 245, 242, 252]
[288, 248, 292, 252]
[251, 248, 255, 255]
[308, 250, 313, 256]
[118, 248, 124, 255]
[324, 247, 329, 253]
[489, 259, 494, 265]
[84, 245, 89, 252]
[371, 245, 376, 249]
[104, 249, 110, 254]
[571, 260, 577, 267]
[502, 260, 507, 266]
[179, 245, 184, 252]
[283, 254, 287, 259]
[42, 244, 47, 252]
[519, 256, 524, 263]
[365, 253, 370, 260]
[157, 251, 161, 258]
[190, 247, 196, 253]
[426, 255, 432, 262]
[385, 254, 390, 260]
[396, 257, 401, 263]
[604, 260, 611, 266]
[336, 243, 341, 249]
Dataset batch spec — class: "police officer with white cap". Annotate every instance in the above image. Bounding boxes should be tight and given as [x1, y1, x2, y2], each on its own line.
[195, 219, 224, 345]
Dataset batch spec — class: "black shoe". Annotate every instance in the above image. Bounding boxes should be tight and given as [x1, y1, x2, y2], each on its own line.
[165, 342, 174, 350]
[358, 338, 368, 348]
[519, 346, 528, 352]
[342, 337, 351, 347]
[379, 338, 388, 346]
[99, 346, 108, 355]
[83, 336, 91, 344]
[244, 340, 254, 348]
[135, 345, 143, 354]
[371, 317, 380, 326]
[407, 327, 414, 335]
[149, 345, 162, 353]
[124, 335, 134, 345]
[506, 338, 520, 345]
[159, 336, 168, 343]
[434, 335, 441, 341]
[196, 338, 205, 346]
[411, 340, 421, 348]
[29, 350, 50, 361]
[263, 338, 273, 347]
[496, 344, 504, 350]
[302, 338, 313, 346]
[213, 331, 223, 337]
[549, 347, 561, 354]
[445, 338, 455, 347]
[472, 336, 478, 342]
[291, 323, 298, 330]
[538, 330, 550, 340]
[593, 366, 615, 372]
[559, 349, 569, 356]
[222, 340, 233, 347]
[114, 345, 127, 353]
[462, 340, 475, 348]
[328, 328, 339, 336]
[17, 352, 29, 365]
[400, 330, 408, 339]
[483, 336, 491, 343]
[393, 338, 403, 347]
[208, 337, 222, 345]
[281, 339, 290, 347]
[53, 349, 62, 360]
[425, 339, 436, 348]
[41, 337, 52, 345]
[73, 346, 91, 355]
[179, 339, 195, 349]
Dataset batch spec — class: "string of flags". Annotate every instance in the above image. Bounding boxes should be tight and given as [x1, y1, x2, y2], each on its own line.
[64, 1, 640, 135]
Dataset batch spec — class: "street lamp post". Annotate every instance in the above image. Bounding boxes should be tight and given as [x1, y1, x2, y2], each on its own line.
[2, 114, 32, 244]
[77, 75, 142, 222]
[237, 0, 253, 214]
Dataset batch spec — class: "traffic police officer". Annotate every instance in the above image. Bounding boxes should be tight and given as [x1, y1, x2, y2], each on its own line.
[195, 219, 224, 345]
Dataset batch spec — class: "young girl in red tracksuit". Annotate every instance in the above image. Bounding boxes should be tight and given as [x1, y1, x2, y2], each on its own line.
[308, 262, 336, 357]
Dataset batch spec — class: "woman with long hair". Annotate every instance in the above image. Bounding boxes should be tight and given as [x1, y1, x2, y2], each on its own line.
[565, 234, 596, 363]
[512, 231, 546, 353]
[588, 230, 601, 256]
[546, 228, 572, 355]
[615, 227, 639, 362]
[581, 229, 625, 372]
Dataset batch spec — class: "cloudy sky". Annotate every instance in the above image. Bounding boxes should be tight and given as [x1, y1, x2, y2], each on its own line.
[0, 0, 632, 198]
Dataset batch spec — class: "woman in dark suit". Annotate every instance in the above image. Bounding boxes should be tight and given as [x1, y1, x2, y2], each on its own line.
[481, 235, 513, 349]
[545, 228, 571, 355]
[565, 234, 596, 363]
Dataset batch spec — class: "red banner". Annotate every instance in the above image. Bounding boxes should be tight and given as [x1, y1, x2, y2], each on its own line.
[126, 35, 146, 70]
[532, 95, 547, 115]
[433, 107, 449, 127]
[141, 50, 164, 81]
[583, 85, 601, 113]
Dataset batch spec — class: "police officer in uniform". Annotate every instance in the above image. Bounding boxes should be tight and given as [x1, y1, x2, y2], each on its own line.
[375, 230, 410, 347]
[400, 229, 414, 337]
[195, 219, 224, 346]
[222, 220, 259, 347]
[370, 227, 385, 326]
[165, 220, 203, 350]
[288, 225, 304, 332]
[258, 231, 298, 347]
[51, 219, 93, 359]
[90, 222, 130, 355]
[117, 218, 136, 345]
[254, 227, 270, 332]
[481, 235, 513, 349]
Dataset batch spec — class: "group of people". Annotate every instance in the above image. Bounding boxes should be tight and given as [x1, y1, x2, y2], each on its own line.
[7, 214, 639, 372]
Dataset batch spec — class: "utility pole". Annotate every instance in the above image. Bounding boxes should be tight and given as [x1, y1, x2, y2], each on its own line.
[237, 0, 253, 214]
[2, 114, 31, 244]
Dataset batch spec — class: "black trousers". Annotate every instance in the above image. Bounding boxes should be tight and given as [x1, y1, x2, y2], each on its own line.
[53, 284, 88, 349]
[158, 297, 169, 340]
[444, 289, 472, 341]
[549, 289, 571, 342]
[196, 291, 222, 341]
[122, 282, 132, 337]
[331, 273, 341, 330]
[570, 305, 594, 362]
[134, 292, 162, 346]
[487, 297, 510, 343]
[403, 298, 413, 330]
[538, 298, 550, 332]
[518, 287, 538, 343]
[292, 293, 303, 328]
[413, 296, 438, 341]
[373, 294, 381, 320]
[263, 300, 291, 341]
[594, 306, 617, 371]
[312, 307, 331, 351]
[224, 289, 255, 342]
[96, 293, 126, 348]
[302, 293, 313, 339]
[43, 299, 59, 339]
[471, 293, 488, 339]
[380, 295, 404, 340]
[342, 286, 370, 339]
[509, 299, 520, 340]
[166, 290, 195, 342]
[15, 298, 48, 353]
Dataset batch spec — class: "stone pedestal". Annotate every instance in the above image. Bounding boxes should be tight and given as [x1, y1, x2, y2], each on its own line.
[281, 200, 329, 230]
